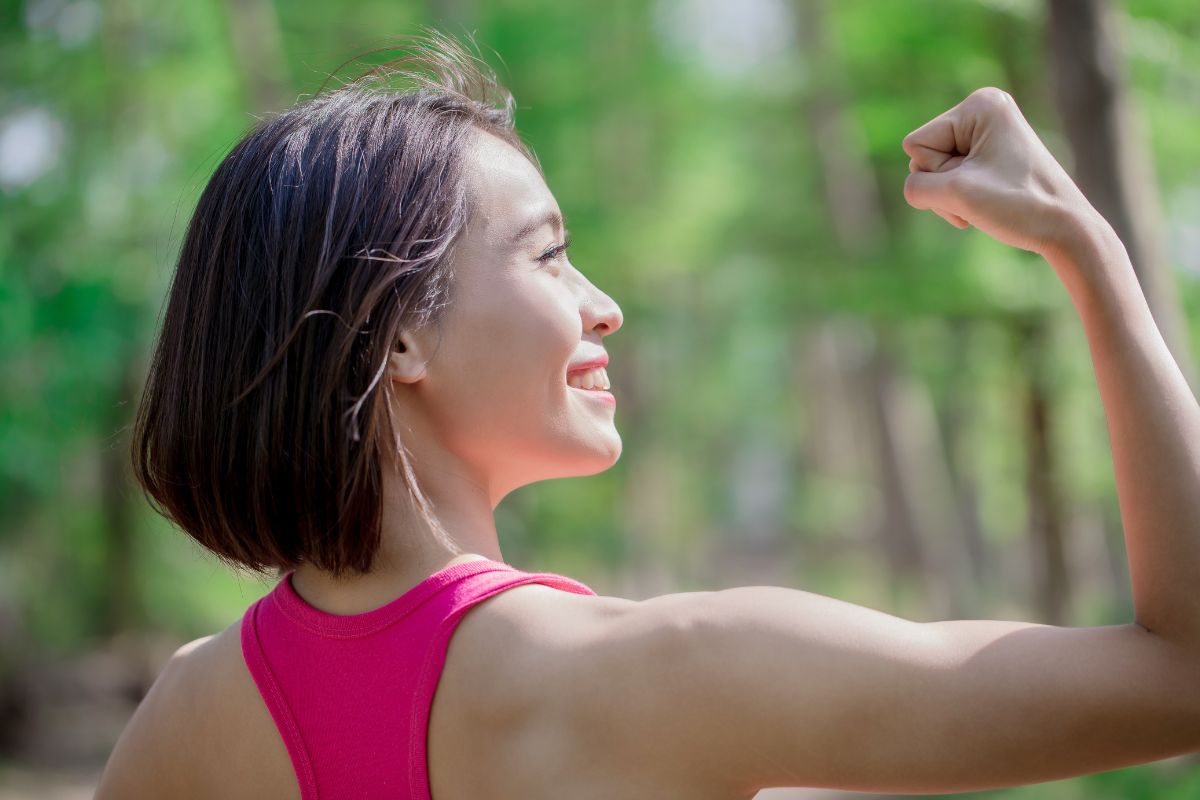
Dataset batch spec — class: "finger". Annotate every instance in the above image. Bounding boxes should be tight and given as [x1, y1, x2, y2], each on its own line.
[910, 154, 966, 176]
[902, 110, 957, 162]
[903, 169, 955, 212]
[904, 170, 971, 229]
[903, 112, 972, 171]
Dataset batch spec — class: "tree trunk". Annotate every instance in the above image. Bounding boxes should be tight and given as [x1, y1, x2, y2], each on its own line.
[796, 0, 982, 617]
[940, 318, 989, 588]
[100, 354, 143, 636]
[1013, 315, 1071, 624]
[95, 0, 146, 637]
[1046, 0, 1197, 393]
[223, 0, 290, 111]
[861, 337, 932, 602]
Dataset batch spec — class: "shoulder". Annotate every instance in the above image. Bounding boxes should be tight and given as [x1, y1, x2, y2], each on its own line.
[442, 581, 633, 716]
[445, 581, 744, 798]
[96, 618, 299, 800]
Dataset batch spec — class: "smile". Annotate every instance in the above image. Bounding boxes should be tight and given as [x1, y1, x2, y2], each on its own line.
[569, 384, 617, 406]
[566, 366, 610, 391]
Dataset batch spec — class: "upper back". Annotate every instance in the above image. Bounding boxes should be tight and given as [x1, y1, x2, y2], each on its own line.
[95, 560, 654, 800]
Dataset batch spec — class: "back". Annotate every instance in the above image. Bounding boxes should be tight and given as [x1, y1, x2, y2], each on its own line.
[242, 558, 596, 799]
[96, 557, 629, 799]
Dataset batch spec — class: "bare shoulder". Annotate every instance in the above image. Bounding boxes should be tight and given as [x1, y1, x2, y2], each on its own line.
[440, 582, 743, 799]
[95, 619, 299, 800]
[452, 580, 647, 716]
[435, 582, 633, 732]
[522, 587, 753, 797]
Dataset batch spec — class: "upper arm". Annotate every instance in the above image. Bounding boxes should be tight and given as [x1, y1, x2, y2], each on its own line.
[571, 587, 1200, 796]
[95, 635, 216, 800]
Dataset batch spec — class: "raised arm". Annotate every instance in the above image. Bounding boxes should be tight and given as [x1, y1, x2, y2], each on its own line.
[903, 87, 1200, 648]
[553, 88, 1200, 797]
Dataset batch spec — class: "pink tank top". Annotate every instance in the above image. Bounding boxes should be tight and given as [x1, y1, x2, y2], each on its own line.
[240, 558, 596, 799]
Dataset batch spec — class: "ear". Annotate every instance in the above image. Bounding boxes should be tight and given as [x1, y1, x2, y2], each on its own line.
[387, 328, 433, 384]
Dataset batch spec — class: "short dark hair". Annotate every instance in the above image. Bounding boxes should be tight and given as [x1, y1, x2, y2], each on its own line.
[132, 30, 535, 578]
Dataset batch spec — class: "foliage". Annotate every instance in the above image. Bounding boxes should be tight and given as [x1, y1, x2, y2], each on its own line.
[1, 0, 1198, 795]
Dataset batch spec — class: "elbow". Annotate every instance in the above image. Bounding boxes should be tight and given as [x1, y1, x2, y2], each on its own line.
[1136, 621, 1200, 734]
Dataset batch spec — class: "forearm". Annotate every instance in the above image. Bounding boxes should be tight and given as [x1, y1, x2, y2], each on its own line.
[1044, 210, 1200, 647]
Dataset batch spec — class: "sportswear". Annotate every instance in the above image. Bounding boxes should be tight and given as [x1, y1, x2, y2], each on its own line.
[240, 558, 596, 799]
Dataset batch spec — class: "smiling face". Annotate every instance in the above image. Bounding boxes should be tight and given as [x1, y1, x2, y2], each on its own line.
[389, 128, 624, 505]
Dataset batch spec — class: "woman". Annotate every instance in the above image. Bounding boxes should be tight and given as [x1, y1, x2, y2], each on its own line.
[97, 32, 1200, 799]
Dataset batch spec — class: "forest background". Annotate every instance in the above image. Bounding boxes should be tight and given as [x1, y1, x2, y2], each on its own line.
[2, 0, 1199, 797]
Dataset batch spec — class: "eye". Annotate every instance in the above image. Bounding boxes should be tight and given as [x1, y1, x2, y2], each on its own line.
[536, 235, 572, 265]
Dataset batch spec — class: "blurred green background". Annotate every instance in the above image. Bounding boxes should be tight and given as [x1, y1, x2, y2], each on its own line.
[2, 0, 1198, 797]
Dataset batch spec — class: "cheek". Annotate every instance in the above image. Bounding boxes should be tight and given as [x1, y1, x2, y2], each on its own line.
[443, 279, 580, 419]
[499, 296, 580, 410]
[495, 272, 579, 352]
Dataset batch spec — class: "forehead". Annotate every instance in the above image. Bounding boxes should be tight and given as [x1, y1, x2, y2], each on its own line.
[463, 129, 554, 241]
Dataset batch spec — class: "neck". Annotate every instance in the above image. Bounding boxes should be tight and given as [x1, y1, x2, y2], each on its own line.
[289, 458, 504, 616]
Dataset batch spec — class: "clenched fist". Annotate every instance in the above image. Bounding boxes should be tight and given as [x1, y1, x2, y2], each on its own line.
[902, 87, 1101, 258]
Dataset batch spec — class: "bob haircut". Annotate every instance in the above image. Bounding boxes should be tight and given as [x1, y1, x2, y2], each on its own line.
[131, 30, 538, 578]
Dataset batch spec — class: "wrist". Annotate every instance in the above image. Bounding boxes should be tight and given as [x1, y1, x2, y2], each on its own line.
[1041, 202, 1121, 268]
[1045, 195, 1114, 252]
[1041, 204, 1135, 309]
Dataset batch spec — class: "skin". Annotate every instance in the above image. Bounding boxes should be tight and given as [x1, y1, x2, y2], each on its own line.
[97, 89, 1200, 799]
[285, 126, 625, 614]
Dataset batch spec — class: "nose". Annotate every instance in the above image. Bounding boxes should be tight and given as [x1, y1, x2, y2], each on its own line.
[582, 285, 623, 337]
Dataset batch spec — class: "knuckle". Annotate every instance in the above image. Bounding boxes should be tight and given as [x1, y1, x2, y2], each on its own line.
[970, 86, 1012, 108]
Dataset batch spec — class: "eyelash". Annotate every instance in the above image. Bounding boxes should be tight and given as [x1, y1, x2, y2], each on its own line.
[537, 236, 572, 264]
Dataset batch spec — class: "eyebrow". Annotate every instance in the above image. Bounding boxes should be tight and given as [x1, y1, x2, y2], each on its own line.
[509, 210, 566, 246]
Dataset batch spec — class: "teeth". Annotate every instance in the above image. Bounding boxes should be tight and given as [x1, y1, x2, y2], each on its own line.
[567, 366, 610, 390]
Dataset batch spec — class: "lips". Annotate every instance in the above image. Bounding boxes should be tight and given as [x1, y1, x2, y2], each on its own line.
[566, 354, 615, 405]
[566, 354, 609, 375]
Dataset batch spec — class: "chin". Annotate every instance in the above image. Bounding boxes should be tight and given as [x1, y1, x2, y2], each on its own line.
[583, 435, 623, 474]
[504, 434, 623, 489]
[556, 435, 624, 479]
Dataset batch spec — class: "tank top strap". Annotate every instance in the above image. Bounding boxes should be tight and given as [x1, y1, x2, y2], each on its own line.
[436, 561, 598, 620]
[406, 563, 597, 797]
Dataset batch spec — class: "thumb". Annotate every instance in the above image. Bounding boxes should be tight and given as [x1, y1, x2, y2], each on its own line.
[903, 169, 953, 211]
[904, 170, 970, 229]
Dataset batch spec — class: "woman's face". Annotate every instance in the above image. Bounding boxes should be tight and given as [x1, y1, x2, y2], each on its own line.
[397, 128, 624, 504]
